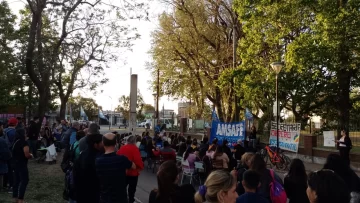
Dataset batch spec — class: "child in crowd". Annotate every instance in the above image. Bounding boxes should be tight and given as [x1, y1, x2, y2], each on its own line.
[236, 170, 269, 203]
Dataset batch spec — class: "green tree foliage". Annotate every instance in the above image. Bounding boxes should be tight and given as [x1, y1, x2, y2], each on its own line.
[150, 0, 241, 122]
[0, 1, 25, 112]
[68, 95, 99, 120]
[115, 90, 145, 121]
[232, 0, 360, 133]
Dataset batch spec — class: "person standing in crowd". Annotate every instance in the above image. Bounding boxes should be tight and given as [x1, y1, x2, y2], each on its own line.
[96, 133, 136, 203]
[0, 133, 11, 192]
[117, 135, 144, 203]
[149, 160, 195, 203]
[27, 117, 41, 158]
[61, 120, 69, 133]
[198, 137, 209, 159]
[336, 129, 352, 165]
[236, 153, 254, 195]
[307, 170, 350, 203]
[3, 117, 18, 193]
[233, 140, 246, 161]
[194, 170, 238, 203]
[15, 117, 24, 130]
[250, 154, 283, 202]
[61, 121, 80, 149]
[323, 153, 360, 192]
[12, 128, 33, 203]
[249, 126, 257, 151]
[74, 133, 104, 203]
[78, 123, 100, 152]
[236, 170, 268, 203]
[284, 159, 309, 203]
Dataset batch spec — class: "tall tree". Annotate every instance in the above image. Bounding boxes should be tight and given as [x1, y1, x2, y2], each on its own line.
[286, 0, 360, 133]
[233, 0, 329, 129]
[0, 1, 25, 112]
[24, 0, 146, 120]
[150, 0, 242, 122]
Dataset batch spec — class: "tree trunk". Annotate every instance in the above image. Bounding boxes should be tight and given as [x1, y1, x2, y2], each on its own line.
[37, 91, 48, 122]
[337, 70, 351, 138]
[59, 99, 67, 120]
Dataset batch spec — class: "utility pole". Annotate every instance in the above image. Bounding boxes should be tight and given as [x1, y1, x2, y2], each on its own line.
[156, 68, 160, 120]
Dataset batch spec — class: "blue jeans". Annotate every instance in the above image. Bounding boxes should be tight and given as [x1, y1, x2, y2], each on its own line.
[69, 199, 77, 203]
[13, 163, 29, 200]
[28, 140, 38, 158]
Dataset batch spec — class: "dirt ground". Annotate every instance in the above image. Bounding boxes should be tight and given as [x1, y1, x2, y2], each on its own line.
[0, 153, 66, 203]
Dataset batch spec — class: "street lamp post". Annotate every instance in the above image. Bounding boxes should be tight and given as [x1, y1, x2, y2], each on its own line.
[271, 62, 284, 153]
[152, 93, 157, 130]
[109, 96, 112, 130]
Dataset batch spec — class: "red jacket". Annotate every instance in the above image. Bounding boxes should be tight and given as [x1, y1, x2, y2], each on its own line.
[117, 144, 144, 176]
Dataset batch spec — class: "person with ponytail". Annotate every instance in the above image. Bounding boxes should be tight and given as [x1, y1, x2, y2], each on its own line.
[195, 170, 238, 203]
[149, 161, 195, 203]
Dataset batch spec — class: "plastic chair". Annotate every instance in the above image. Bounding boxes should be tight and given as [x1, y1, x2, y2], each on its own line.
[181, 160, 195, 185]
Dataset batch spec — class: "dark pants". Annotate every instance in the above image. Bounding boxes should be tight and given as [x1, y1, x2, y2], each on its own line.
[339, 147, 350, 166]
[3, 158, 13, 188]
[126, 176, 138, 203]
[28, 140, 38, 158]
[13, 163, 29, 200]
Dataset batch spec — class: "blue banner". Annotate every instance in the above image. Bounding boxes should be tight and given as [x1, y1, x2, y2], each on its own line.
[210, 120, 246, 148]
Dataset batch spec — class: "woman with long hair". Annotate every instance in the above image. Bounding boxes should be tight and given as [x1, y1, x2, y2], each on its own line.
[149, 161, 195, 203]
[212, 146, 229, 169]
[284, 159, 309, 203]
[323, 153, 360, 192]
[139, 137, 148, 161]
[307, 170, 350, 203]
[12, 128, 33, 203]
[194, 170, 238, 203]
[336, 129, 352, 165]
[250, 154, 283, 202]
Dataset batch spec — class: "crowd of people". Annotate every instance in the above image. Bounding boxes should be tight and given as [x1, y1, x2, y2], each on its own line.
[1, 117, 360, 203]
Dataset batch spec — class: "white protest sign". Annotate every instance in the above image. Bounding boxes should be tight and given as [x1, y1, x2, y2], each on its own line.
[323, 131, 336, 147]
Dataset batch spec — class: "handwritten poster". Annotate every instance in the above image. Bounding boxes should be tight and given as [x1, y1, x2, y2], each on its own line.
[323, 131, 336, 147]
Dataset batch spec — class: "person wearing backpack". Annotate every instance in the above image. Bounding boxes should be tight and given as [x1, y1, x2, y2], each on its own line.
[62, 130, 86, 203]
[249, 154, 285, 203]
[2, 117, 18, 193]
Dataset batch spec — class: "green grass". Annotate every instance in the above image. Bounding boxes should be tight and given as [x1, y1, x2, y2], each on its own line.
[0, 156, 66, 203]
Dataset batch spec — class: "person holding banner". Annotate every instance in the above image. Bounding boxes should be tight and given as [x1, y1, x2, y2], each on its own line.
[336, 130, 352, 166]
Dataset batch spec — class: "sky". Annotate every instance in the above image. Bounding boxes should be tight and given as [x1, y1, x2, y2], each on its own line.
[7, 0, 182, 113]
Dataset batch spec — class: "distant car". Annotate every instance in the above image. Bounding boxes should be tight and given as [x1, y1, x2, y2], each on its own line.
[118, 123, 127, 129]
[138, 122, 146, 127]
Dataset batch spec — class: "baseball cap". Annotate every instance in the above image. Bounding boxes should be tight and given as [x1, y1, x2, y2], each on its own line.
[8, 117, 18, 126]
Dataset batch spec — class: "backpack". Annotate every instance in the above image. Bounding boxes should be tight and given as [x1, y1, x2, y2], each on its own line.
[269, 169, 287, 203]
[2, 128, 16, 149]
[62, 143, 79, 201]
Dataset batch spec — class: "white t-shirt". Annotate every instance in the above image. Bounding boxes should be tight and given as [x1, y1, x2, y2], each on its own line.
[339, 137, 346, 147]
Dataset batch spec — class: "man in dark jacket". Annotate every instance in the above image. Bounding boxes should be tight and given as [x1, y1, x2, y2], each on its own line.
[74, 133, 104, 203]
[27, 117, 41, 158]
[61, 121, 80, 150]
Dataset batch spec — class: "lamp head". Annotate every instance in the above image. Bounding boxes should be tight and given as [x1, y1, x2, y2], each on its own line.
[270, 62, 284, 74]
